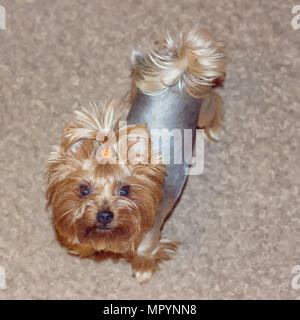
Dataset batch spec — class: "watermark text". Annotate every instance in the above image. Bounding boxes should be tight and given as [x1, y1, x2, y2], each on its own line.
[0, 5, 6, 30]
[0, 265, 6, 289]
[291, 5, 300, 30]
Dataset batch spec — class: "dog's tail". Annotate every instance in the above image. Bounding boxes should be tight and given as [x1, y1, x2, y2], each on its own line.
[131, 27, 226, 98]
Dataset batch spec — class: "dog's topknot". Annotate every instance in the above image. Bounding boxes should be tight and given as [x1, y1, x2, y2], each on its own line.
[132, 27, 226, 98]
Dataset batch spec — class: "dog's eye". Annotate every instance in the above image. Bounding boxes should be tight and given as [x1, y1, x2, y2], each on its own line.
[79, 184, 91, 198]
[119, 185, 130, 197]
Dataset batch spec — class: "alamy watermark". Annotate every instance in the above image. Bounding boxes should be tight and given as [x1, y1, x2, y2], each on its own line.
[291, 265, 300, 290]
[291, 5, 300, 30]
[0, 4, 6, 29]
[78, 121, 205, 175]
[0, 265, 6, 289]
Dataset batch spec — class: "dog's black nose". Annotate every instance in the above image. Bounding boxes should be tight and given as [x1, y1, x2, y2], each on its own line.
[97, 211, 114, 225]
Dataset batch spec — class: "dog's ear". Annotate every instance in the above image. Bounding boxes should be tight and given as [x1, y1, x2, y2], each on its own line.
[61, 121, 87, 152]
[116, 124, 151, 165]
[60, 121, 97, 159]
[131, 48, 145, 66]
[121, 123, 166, 200]
[69, 139, 83, 154]
[127, 124, 151, 165]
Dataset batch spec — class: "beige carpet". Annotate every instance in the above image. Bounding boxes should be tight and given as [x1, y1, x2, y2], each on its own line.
[0, 0, 299, 299]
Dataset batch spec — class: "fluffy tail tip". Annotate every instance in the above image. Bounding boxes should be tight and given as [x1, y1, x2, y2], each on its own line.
[132, 27, 226, 98]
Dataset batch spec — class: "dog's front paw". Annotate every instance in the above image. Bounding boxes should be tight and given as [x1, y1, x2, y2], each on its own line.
[131, 238, 179, 283]
[67, 245, 96, 258]
[133, 270, 154, 284]
[153, 238, 179, 256]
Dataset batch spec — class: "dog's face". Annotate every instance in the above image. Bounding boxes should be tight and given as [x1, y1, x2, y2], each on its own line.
[46, 108, 165, 254]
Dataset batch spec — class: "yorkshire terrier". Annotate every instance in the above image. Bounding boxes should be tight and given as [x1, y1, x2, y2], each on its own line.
[46, 27, 226, 283]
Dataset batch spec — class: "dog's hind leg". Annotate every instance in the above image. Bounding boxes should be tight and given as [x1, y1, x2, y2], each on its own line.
[198, 91, 224, 141]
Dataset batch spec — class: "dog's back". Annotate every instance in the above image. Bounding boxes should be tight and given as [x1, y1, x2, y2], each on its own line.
[128, 27, 226, 256]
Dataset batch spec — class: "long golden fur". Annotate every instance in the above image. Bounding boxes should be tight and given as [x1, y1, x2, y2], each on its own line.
[46, 101, 167, 260]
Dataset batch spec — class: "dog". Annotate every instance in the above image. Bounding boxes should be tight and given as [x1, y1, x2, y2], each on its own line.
[46, 27, 226, 283]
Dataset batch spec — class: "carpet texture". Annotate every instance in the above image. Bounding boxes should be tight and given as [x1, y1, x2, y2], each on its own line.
[0, 0, 299, 299]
